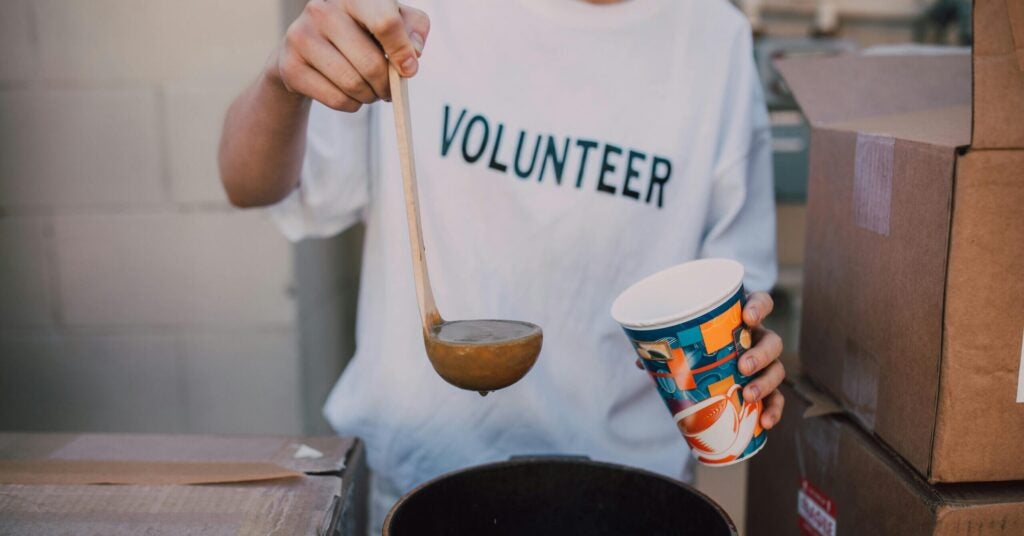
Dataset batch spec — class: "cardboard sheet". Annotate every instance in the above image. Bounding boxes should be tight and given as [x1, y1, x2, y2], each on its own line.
[0, 432, 352, 474]
[0, 460, 301, 485]
[0, 433, 360, 535]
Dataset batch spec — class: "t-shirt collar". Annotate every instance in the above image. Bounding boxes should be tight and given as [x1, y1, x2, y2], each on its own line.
[515, 0, 675, 29]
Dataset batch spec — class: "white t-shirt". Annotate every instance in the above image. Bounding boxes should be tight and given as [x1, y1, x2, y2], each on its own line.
[271, 0, 775, 499]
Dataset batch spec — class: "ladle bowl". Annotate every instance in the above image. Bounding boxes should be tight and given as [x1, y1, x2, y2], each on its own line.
[424, 320, 542, 392]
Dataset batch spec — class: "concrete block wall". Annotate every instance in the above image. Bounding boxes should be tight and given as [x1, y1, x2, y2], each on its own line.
[0, 0, 315, 435]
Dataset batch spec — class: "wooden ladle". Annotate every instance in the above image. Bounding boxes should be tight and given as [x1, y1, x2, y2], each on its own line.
[388, 65, 542, 395]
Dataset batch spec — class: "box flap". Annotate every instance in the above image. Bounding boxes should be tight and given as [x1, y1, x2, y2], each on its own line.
[973, 0, 1024, 148]
[0, 460, 301, 485]
[775, 53, 971, 146]
[788, 375, 843, 418]
[831, 105, 971, 148]
[0, 433, 353, 474]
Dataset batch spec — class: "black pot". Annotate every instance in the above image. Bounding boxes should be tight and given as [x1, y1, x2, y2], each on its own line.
[383, 457, 737, 535]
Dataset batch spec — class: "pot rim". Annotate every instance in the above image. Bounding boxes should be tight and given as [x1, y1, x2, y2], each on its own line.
[382, 456, 738, 536]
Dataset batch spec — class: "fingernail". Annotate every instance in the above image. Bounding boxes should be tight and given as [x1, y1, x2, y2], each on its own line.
[746, 386, 760, 401]
[743, 355, 756, 375]
[400, 55, 418, 76]
[409, 32, 425, 55]
[747, 305, 759, 321]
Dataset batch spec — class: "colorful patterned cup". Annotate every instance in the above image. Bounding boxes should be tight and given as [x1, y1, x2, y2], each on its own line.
[611, 258, 766, 466]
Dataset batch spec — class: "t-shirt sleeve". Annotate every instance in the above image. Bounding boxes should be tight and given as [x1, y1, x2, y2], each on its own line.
[698, 27, 778, 293]
[267, 101, 373, 241]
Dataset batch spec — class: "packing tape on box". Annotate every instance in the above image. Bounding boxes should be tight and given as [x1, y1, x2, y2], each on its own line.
[841, 339, 880, 429]
[794, 404, 841, 488]
[0, 459, 302, 485]
[852, 133, 895, 237]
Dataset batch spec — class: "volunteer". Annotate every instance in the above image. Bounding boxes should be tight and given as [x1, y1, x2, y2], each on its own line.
[219, 0, 786, 529]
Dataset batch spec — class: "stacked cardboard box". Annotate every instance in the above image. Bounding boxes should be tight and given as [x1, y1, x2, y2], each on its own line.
[748, 1, 1024, 533]
[748, 381, 1024, 535]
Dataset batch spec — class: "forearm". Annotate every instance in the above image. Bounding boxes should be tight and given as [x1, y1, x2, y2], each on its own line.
[218, 64, 312, 208]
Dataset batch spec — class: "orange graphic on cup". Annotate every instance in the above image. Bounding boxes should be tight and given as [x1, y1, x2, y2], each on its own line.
[675, 381, 762, 465]
[635, 339, 697, 392]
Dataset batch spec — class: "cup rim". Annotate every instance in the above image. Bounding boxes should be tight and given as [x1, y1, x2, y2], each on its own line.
[611, 258, 744, 330]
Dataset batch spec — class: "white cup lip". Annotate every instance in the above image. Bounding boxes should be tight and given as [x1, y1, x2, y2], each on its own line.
[611, 258, 744, 331]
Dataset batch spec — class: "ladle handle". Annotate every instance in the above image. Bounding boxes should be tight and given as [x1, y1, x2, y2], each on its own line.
[389, 64, 442, 330]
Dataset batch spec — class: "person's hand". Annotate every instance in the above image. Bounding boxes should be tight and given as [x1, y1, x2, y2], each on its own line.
[268, 0, 430, 111]
[739, 291, 785, 430]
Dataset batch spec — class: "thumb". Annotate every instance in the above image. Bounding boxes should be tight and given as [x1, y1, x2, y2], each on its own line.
[350, 2, 430, 77]
[400, 5, 430, 57]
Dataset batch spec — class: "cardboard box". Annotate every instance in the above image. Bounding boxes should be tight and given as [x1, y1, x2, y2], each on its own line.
[0, 432, 366, 535]
[777, 0, 1024, 483]
[746, 380, 1024, 535]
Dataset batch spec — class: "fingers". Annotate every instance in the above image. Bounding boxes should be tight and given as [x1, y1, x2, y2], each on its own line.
[743, 291, 774, 328]
[278, 56, 361, 112]
[739, 327, 783, 376]
[743, 360, 785, 404]
[298, 36, 378, 104]
[278, 3, 368, 110]
[760, 390, 785, 430]
[323, 2, 428, 98]
[275, 0, 430, 109]
[346, 0, 429, 77]
[315, 7, 391, 100]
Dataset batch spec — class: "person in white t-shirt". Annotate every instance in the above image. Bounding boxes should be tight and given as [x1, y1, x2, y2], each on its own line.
[219, 0, 787, 529]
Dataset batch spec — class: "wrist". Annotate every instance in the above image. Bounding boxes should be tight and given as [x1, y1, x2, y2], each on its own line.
[261, 54, 306, 106]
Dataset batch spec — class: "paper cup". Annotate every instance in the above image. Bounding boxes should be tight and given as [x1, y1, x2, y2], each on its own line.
[611, 258, 767, 466]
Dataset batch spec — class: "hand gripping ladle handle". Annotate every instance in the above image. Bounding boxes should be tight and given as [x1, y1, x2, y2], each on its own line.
[389, 64, 442, 331]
